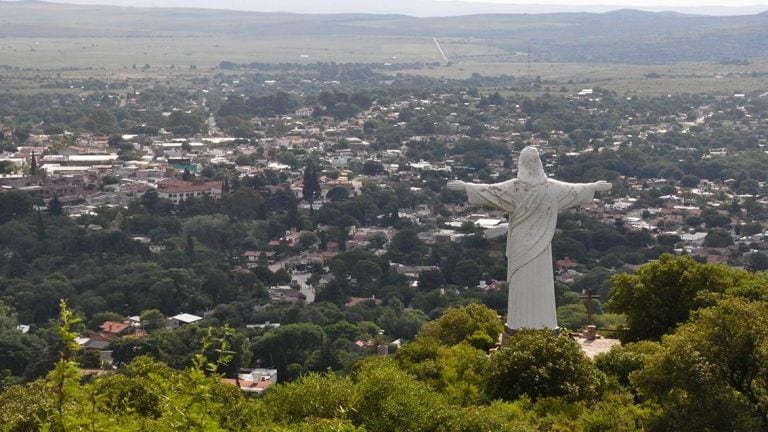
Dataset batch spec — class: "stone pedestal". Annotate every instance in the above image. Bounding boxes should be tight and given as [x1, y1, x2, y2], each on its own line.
[500, 324, 517, 347]
[500, 325, 560, 347]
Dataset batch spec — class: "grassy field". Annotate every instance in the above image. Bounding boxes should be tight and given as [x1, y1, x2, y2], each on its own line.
[1, 32, 767, 97]
[0, 35, 447, 70]
[395, 59, 768, 95]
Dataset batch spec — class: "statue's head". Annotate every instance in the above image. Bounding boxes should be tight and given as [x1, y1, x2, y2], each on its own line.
[517, 146, 547, 184]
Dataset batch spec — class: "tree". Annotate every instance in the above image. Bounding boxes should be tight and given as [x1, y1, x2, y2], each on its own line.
[182, 168, 194, 181]
[222, 188, 264, 220]
[418, 303, 502, 349]
[594, 341, 661, 388]
[0, 160, 17, 175]
[140, 190, 173, 215]
[352, 260, 382, 289]
[33, 207, 45, 242]
[222, 176, 230, 194]
[30, 151, 37, 175]
[739, 222, 763, 236]
[703, 229, 734, 247]
[351, 358, 451, 432]
[452, 259, 482, 287]
[701, 209, 730, 228]
[608, 254, 744, 342]
[0, 301, 52, 385]
[264, 373, 355, 423]
[285, 189, 299, 229]
[679, 174, 699, 188]
[417, 269, 445, 291]
[485, 330, 605, 402]
[362, 160, 384, 176]
[48, 194, 63, 216]
[302, 160, 321, 216]
[326, 186, 349, 202]
[387, 228, 427, 265]
[250, 323, 324, 379]
[185, 233, 195, 259]
[633, 298, 768, 431]
[745, 252, 768, 271]
[366, 232, 387, 250]
[297, 231, 320, 251]
[0, 190, 34, 223]
[139, 309, 165, 330]
[85, 108, 118, 133]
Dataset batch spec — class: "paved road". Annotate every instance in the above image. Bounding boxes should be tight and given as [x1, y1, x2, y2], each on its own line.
[207, 115, 219, 135]
[433, 37, 448, 61]
[269, 255, 316, 303]
[293, 272, 315, 303]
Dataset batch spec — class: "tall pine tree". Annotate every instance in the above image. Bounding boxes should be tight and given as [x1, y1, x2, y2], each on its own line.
[185, 233, 195, 259]
[286, 188, 299, 229]
[29, 151, 37, 176]
[222, 175, 230, 194]
[35, 208, 45, 241]
[302, 160, 321, 216]
[48, 193, 63, 216]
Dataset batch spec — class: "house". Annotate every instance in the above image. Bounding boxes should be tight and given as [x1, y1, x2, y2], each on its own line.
[680, 232, 707, 246]
[156, 179, 222, 204]
[245, 322, 281, 330]
[269, 286, 303, 303]
[345, 296, 382, 307]
[241, 250, 274, 268]
[389, 263, 440, 279]
[222, 368, 278, 394]
[98, 321, 132, 340]
[75, 337, 111, 350]
[168, 313, 203, 327]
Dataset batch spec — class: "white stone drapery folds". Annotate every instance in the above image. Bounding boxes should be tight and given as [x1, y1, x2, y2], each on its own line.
[464, 178, 597, 329]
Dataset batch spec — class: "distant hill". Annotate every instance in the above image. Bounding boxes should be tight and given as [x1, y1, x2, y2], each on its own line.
[1, 1, 767, 63]
[6, 0, 768, 17]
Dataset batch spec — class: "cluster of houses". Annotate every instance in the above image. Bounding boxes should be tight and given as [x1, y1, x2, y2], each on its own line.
[1, 89, 766, 276]
[1, 88, 765, 261]
[72, 312, 281, 393]
[4, 80, 768, 392]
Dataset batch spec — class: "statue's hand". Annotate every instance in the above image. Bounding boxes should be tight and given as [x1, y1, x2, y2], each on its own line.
[447, 180, 466, 192]
[594, 181, 613, 192]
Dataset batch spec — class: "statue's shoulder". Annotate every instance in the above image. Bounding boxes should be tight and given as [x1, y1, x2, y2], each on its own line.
[498, 178, 519, 187]
[546, 178, 575, 189]
[486, 178, 517, 192]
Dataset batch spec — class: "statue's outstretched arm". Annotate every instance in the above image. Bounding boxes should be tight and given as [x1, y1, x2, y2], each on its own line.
[448, 179, 517, 211]
[551, 179, 611, 211]
[446, 180, 467, 192]
[591, 180, 612, 192]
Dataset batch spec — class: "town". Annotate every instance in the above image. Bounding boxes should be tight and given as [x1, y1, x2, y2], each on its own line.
[2, 34, 768, 429]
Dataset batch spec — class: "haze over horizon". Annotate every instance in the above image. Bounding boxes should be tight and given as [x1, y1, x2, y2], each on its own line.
[3, 0, 768, 16]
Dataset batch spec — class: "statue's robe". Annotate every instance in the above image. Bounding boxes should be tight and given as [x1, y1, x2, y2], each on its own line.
[465, 178, 597, 329]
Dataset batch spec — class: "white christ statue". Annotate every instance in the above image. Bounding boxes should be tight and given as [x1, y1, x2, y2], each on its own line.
[447, 146, 611, 332]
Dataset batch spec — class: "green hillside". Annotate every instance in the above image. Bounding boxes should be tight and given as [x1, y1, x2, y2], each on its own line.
[1, 1, 768, 64]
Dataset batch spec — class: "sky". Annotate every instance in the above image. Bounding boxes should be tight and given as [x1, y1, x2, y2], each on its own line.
[8, 0, 768, 16]
[448, 0, 767, 5]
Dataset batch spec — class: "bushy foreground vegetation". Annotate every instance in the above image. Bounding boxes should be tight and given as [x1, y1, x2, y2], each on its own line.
[4, 258, 768, 432]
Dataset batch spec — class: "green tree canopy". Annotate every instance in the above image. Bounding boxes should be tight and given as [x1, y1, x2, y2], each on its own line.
[418, 303, 502, 349]
[608, 254, 745, 342]
[633, 298, 768, 431]
[485, 330, 606, 402]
